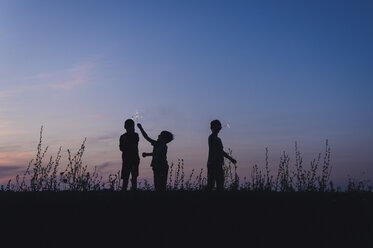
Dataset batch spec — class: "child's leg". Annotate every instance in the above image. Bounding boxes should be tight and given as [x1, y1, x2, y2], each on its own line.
[153, 168, 159, 191]
[130, 168, 138, 191]
[216, 166, 225, 191]
[130, 177, 137, 190]
[159, 167, 168, 191]
[207, 165, 216, 191]
[122, 165, 131, 191]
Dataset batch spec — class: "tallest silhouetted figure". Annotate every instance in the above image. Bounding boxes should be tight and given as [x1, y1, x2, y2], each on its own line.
[207, 120, 237, 191]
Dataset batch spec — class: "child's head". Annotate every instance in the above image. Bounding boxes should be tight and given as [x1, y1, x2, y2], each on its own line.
[124, 119, 135, 132]
[210, 120, 222, 134]
[158, 131, 174, 144]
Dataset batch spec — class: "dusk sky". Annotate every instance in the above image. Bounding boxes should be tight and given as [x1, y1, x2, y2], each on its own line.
[1, 0, 372, 186]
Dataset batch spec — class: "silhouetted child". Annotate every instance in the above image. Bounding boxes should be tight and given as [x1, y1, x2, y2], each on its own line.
[137, 123, 173, 192]
[119, 119, 140, 191]
[207, 120, 237, 191]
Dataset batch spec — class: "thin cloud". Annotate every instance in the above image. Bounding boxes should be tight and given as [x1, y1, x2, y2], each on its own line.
[0, 165, 24, 176]
[95, 134, 118, 142]
[0, 165, 25, 185]
[96, 162, 113, 170]
[0, 119, 29, 136]
[95, 161, 119, 174]
[0, 59, 97, 98]
[0, 150, 33, 167]
[0, 83, 44, 98]
[0, 145, 22, 152]
[49, 62, 96, 90]
[86, 133, 118, 145]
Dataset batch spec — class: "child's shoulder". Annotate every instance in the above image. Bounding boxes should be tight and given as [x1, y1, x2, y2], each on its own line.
[128, 132, 139, 139]
[159, 143, 168, 152]
[120, 132, 138, 138]
[209, 134, 220, 141]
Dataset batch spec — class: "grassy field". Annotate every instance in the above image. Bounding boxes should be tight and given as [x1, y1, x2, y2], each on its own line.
[1, 191, 372, 248]
[1, 129, 372, 247]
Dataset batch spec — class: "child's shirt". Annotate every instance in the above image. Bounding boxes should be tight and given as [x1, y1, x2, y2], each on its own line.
[119, 132, 140, 164]
[150, 140, 168, 169]
[207, 134, 224, 166]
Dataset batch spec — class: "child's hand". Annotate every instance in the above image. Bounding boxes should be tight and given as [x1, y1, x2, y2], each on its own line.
[137, 123, 142, 129]
[142, 152, 147, 158]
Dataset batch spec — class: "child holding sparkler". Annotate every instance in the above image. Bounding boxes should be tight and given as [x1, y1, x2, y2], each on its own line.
[207, 120, 237, 191]
[137, 123, 173, 192]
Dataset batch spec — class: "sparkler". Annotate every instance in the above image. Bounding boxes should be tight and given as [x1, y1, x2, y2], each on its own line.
[223, 123, 231, 129]
[131, 111, 143, 123]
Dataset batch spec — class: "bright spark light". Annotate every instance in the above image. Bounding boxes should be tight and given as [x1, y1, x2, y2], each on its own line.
[223, 123, 231, 129]
[131, 111, 143, 123]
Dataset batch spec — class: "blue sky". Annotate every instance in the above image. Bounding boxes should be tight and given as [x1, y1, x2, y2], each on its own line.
[0, 0, 372, 185]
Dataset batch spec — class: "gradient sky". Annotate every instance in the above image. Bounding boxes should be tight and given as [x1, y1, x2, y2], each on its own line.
[1, 0, 372, 186]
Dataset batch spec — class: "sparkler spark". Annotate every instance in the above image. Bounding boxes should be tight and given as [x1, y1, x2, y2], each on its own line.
[131, 111, 143, 123]
[222, 123, 231, 129]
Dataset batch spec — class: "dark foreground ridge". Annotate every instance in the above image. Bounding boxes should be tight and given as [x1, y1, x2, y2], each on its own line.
[1, 191, 372, 248]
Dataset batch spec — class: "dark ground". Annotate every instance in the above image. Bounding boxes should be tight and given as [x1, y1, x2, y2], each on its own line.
[0, 191, 372, 248]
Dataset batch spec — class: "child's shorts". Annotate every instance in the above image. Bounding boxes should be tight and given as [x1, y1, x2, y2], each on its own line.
[121, 161, 140, 179]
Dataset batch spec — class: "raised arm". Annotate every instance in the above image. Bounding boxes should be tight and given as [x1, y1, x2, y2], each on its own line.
[137, 123, 156, 144]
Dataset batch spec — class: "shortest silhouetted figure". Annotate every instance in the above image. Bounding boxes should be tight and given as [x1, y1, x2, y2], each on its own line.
[137, 123, 173, 192]
[120, 119, 140, 191]
[207, 120, 237, 191]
